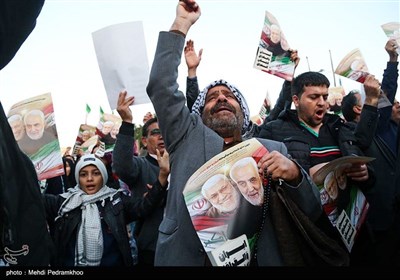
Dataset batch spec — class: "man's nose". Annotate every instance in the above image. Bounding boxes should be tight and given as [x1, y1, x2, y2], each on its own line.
[216, 93, 228, 102]
[218, 192, 225, 200]
[317, 96, 326, 105]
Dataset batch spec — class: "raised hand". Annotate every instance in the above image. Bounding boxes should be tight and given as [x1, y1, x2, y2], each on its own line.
[363, 74, 381, 106]
[170, 0, 201, 35]
[385, 39, 399, 62]
[289, 49, 300, 69]
[156, 148, 170, 187]
[116, 90, 135, 123]
[184, 39, 203, 78]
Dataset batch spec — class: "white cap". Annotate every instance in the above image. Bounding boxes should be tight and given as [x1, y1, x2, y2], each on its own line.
[75, 154, 108, 188]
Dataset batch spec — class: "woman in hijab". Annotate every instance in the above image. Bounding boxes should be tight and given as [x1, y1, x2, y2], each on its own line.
[43, 152, 169, 266]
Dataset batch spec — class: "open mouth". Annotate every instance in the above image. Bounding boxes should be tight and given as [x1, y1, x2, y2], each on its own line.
[212, 103, 235, 115]
[215, 107, 232, 114]
[85, 185, 96, 191]
[315, 109, 325, 119]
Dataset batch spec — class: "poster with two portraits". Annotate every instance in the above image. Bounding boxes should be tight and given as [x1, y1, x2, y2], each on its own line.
[71, 112, 122, 158]
[183, 138, 269, 266]
[311, 156, 375, 252]
[7, 93, 63, 181]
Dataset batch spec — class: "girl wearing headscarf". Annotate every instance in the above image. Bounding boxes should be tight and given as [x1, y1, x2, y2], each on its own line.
[43, 152, 169, 266]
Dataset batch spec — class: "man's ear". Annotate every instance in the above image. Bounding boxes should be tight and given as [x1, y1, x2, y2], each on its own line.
[292, 95, 299, 107]
[141, 136, 147, 148]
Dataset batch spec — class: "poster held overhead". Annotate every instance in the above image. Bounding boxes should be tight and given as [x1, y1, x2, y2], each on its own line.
[381, 22, 400, 55]
[254, 11, 295, 81]
[7, 93, 64, 181]
[335, 49, 369, 83]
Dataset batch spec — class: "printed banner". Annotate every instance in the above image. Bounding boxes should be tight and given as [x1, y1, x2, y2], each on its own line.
[254, 11, 295, 81]
[7, 93, 63, 180]
[96, 112, 122, 154]
[72, 124, 97, 157]
[183, 138, 269, 266]
[311, 156, 374, 252]
[335, 49, 369, 83]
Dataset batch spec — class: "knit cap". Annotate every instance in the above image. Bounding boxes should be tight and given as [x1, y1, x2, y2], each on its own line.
[75, 154, 108, 188]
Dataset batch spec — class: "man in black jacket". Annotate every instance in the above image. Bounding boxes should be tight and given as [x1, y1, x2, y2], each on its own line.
[341, 40, 400, 265]
[258, 71, 376, 264]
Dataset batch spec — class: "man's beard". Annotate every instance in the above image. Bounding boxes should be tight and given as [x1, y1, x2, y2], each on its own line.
[202, 103, 244, 138]
[203, 116, 240, 137]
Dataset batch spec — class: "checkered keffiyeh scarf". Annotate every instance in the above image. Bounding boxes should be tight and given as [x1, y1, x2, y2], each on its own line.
[191, 79, 251, 135]
[57, 185, 121, 266]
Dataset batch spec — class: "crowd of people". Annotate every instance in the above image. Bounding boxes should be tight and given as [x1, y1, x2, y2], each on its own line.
[1, 0, 399, 269]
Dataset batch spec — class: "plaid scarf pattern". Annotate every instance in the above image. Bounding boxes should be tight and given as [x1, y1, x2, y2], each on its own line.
[57, 185, 121, 266]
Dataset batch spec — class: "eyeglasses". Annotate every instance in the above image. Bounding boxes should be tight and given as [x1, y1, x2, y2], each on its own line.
[149, 128, 161, 136]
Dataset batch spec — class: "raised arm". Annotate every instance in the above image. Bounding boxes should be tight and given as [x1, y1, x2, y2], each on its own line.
[267, 49, 300, 122]
[170, 0, 201, 36]
[113, 91, 142, 182]
[184, 39, 203, 111]
[381, 38, 399, 103]
[146, 0, 201, 153]
[378, 39, 399, 133]
[354, 75, 380, 149]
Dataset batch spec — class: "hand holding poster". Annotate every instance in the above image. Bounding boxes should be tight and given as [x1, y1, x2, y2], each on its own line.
[311, 156, 374, 252]
[381, 22, 400, 55]
[254, 11, 295, 81]
[183, 138, 269, 266]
